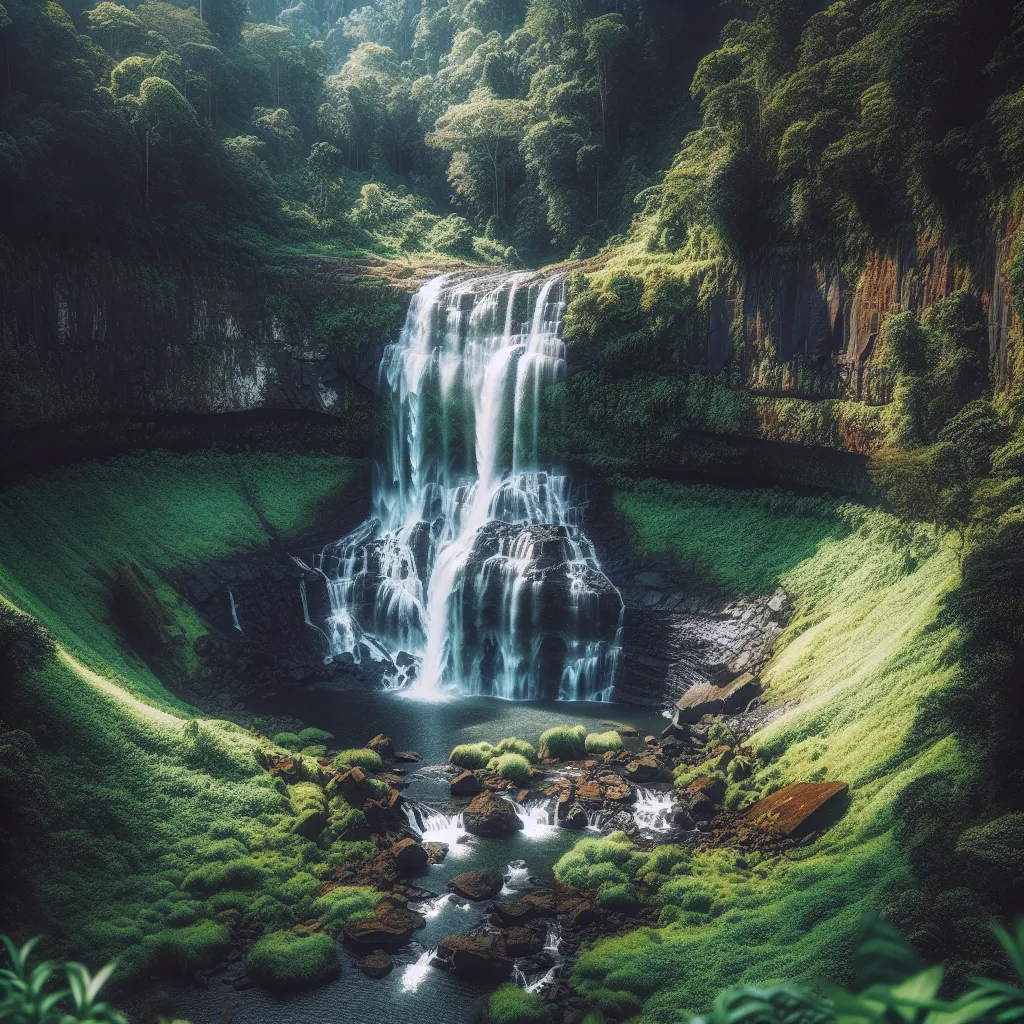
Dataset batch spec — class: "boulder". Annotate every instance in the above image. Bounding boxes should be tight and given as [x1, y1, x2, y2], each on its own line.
[569, 902, 598, 927]
[577, 781, 602, 802]
[360, 950, 392, 978]
[434, 934, 512, 981]
[559, 802, 590, 830]
[391, 838, 429, 873]
[464, 792, 522, 837]
[624, 757, 661, 783]
[448, 868, 505, 901]
[501, 927, 543, 958]
[423, 842, 449, 864]
[367, 734, 395, 760]
[746, 782, 849, 838]
[672, 804, 695, 829]
[394, 751, 420, 763]
[343, 904, 425, 952]
[450, 770, 483, 797]
[673, 674, 762, 725]
[491, 900, 537, 926]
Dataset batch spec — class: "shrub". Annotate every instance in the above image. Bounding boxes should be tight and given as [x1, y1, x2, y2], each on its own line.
[655, 877, 715, 913]
[300, 745, 327, 758]
[598, 882, 641, 912]
[488, 753, 532, 786]
[148, 921, 231, 975]
[488, 983, 552, 1024]
[539, 724, 587, 760]
[272, 732, 302, 751]
[332, 748, 383, 772]
[449, 742, 494, 769]
[245, 931, 340, 992]
[311, 885, 382, 929]
[706, 724, 739, 749]
[181, 858, 264, 894]
[585, 730, 623, 754]
[298, 728, 333, 746]
[555, 833, 635, 889]
[495, 736, 537, 761]
[0, 604, 55, 689]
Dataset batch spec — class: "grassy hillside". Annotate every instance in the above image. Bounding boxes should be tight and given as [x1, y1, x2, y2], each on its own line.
[0, 451, 372, 978]
[570, 484, 967, 1019]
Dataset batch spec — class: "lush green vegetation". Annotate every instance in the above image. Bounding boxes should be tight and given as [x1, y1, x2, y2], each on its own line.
[244, 929, 340, 991]
[488, 751, 532, 785]
[0, 451, 373, 982]
[538, 723, 587, 760]
[584, 729, 622, 754]
[488, 982, 553, 1024]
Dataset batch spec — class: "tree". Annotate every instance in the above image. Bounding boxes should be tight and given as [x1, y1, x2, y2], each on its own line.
[428, 92, 529, 219]
[583, 12, 626, 145]
[85, 2, 148, 58]
[307, 140, 343, 218]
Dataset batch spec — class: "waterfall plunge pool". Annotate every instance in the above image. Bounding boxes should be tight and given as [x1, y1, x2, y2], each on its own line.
[163, 690, 669, 1024]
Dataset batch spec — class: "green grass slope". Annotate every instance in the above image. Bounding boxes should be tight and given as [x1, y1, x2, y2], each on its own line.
[569, 484, 963, 1019]
[0, 451, 369, 978]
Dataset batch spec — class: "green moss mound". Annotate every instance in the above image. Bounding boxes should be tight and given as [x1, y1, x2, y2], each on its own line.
[450, 741, 495, 769]
[148, 921, 231, 976]
[495, 736, 537, 761]
[245, 930, 340, 992]
[272, 731, 302, 751]
[488, 753, 532, 787]
[487, 983, 552, 1024]
[311, 886, 382, 929]
[585, 731, 623, 754]
[332, 748, 383, 772]
[539, 724, 587, 760]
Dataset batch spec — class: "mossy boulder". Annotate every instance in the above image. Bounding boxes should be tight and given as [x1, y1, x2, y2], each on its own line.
[245, 930, 340, 992]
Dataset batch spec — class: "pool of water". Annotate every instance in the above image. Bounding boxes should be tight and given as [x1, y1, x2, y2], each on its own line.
[166, 690, 668, 1024]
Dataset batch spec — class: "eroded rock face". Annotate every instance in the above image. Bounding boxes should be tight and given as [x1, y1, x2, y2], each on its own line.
[433, 934, 512, 981]
[463, 792, 522, 837]
[390, 838, 428, 873]
[673, 673, 763, 725]
[449, 770, 483, 797]
[448, 868, 505, 901]
[745, 782, 849, 837]
[343, 904, 425, 952]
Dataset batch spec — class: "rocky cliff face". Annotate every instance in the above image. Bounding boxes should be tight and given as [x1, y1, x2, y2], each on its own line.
[0, 254, 423, 435]
[707, 219, 1021, 392]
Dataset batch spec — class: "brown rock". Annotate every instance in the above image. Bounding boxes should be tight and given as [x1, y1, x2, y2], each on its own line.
[393, 751, 420, 763]
[449, 770, 483, 797]
[423, 842, 449, 864]
[360, 950, 392, 978]
[343, 904, 425, 952]
[745, 782, 849, 838]
[625, 757, 661, 783]
[492, 900, 537, 925]
[674, 674, 762, 725]
[577, 781, 602, 802]
[448, 868, 505, 901]
[463, 792, 522, 837]
[501, 927, 543, 958]
[559, 801, 590, 829]
[367, 734, 395, 760]
[434, 934, 512, 981]
[391, 838, 429, 873]
[599, 775, 634, 802]
[569, 902, 598, 927]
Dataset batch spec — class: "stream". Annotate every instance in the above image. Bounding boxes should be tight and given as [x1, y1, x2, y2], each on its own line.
[168, 693, 669, 1024]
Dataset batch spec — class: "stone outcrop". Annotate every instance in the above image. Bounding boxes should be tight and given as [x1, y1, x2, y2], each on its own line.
[359, 950, 392, 978]
[745, 781, 849, 838]
[390, 838, 428, 873]
[450, 770, 483, 797]
[463, 792, 522, 837]
[448, 869, 505, 901]
[433, 934, 513, 981]
[672, 673, 763, 726]
[343, 903, 425, 952]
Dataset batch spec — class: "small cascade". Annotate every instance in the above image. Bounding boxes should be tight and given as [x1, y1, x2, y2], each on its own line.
[504, 859, 530, 886]
[417, 893, 473, 920]
[506, 796, 557, 839]
[312, 272, 624, 701]
[633, 788, 676, 834]
[400, 946, 436, 993]
[401, 800, 471, 855]
[228, 588, 242, 633]
[513, 920, 564, 994]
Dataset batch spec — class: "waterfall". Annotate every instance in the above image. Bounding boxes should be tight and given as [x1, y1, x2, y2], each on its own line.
[315, 271, 624, 701]
[633, 788, 676, 834]
[401, 799, 471, 855]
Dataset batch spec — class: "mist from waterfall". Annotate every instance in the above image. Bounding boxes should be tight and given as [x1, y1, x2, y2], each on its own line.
[315, 271, 624, 701]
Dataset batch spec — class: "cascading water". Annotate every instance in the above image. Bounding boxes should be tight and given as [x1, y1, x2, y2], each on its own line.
[314, 271, 624, 701]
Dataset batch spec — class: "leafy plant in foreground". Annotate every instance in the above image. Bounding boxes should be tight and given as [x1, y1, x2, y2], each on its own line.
[0, 936, 125, 1024]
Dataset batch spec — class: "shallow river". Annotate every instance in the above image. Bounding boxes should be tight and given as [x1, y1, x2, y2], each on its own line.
[167, 691, 668, 1024]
